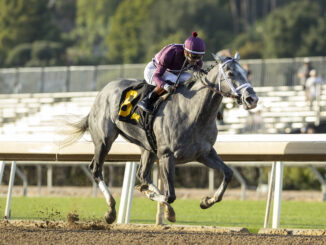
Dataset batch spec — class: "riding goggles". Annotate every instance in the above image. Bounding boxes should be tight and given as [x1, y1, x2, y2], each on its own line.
[185, 52, 203, 61]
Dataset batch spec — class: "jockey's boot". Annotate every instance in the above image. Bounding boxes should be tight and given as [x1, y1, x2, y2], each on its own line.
[138, 90, 160, 113]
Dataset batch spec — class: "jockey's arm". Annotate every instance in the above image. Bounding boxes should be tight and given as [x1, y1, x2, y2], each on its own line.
[153, 65, 168, 88]
[152, 47, 177, 89]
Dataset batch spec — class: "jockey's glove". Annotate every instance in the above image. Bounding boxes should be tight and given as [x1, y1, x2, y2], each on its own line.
[163, 83, 176, 94]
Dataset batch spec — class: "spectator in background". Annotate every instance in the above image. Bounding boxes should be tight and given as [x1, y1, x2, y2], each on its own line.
[305, 69, 323, 107]
[301, 123, 316, 134]
[297, 57, 314, 91]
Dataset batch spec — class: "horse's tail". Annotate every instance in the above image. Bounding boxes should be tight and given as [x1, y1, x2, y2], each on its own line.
[57, 114, 89, 149]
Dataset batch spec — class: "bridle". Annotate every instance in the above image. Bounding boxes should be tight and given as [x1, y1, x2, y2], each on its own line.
[200, 58, 252, 103]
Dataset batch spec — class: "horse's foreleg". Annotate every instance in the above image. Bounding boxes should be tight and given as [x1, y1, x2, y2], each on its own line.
[136, 151, 176, 222]
[158, 154, 176, 222]
[197, 148, 233, 209]
[159, 155, 176, 204]
[136, 150, 168, 203]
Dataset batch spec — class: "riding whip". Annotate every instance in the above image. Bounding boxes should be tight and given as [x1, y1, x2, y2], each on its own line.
[173, 58, 188, 90]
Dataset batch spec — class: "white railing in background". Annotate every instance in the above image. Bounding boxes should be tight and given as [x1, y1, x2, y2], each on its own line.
[1, 134, 326, 229]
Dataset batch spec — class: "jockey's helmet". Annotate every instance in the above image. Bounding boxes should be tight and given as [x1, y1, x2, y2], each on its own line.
[184, 32, 205, 62]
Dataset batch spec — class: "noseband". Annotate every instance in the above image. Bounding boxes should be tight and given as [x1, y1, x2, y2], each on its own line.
[200, 59, 252, 102]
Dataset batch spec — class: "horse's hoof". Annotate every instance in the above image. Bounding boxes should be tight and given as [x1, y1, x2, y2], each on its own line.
[164, 203, 176, 222]
[104, 209, 116, 224]
[200, 196, 211, 209]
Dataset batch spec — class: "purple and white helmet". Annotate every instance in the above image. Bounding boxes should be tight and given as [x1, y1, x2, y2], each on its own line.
[184, 32, 205, 55]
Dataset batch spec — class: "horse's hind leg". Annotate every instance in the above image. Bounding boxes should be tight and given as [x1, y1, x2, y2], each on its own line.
[89, 123, 118, 224]
[197, 148, 233, 209]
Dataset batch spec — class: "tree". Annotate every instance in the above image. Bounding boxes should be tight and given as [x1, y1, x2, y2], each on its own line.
[300, 17, 326, 57]
[106, 0, 154, 64]
[0, 0, 60, 62]
[4, 43, 32, 67]
[142, 0, 234, 61]
[68, 0, 120, 64]
[107, 0, 234, 64]
[50, 0, 77, 33]
[263, 1, 321, 58]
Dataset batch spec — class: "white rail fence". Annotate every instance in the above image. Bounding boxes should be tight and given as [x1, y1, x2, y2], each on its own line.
[1, 134, 326, 229]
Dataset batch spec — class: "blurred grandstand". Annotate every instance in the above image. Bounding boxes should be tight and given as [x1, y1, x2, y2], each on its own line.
[1, 57, 326, 138]
[1, 83, 326, 139]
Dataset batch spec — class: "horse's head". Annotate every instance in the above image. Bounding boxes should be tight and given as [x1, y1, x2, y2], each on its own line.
[208, 52, 259, 110]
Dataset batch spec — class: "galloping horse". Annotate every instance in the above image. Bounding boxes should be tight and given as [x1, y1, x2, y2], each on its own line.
[63, 53, 259, 223]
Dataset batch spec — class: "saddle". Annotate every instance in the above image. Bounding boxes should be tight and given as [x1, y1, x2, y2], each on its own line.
[118, 81, 167, 152]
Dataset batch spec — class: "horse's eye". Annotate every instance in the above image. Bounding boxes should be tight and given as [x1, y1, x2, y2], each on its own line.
[228, 71, 234, 77]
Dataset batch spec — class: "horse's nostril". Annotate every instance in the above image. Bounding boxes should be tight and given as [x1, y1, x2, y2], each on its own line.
[246, 97, 254, 104]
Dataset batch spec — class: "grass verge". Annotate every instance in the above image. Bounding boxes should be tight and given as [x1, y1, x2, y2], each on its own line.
[1, 197, 325, 233]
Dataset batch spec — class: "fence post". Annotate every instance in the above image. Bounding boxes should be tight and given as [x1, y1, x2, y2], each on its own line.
[125, 162, 138, 223]
[208, 168, 214, 192]
[37, 165, 42, 196]
[230, 166, 247, 200]
[264, 162, 276, 228]
[0, 161, 5, 184]
[156, 161, 165, 225]
[80, 165, 97, 197]
[152, 163, 158, 186]
[16, 167, 27, 196]
[39, 67, 45, 93]
[118, 162, 137, 224]
[47, 165, 53, 189]
[13, 68, 21, 93]
[5, 161, 16, 219]
[260, 59, 265, 87]
[272, 161, 284, 229]
[309, 165, 326, 201]
[65, 66, 70, 92]
[92, 66, 98, 91]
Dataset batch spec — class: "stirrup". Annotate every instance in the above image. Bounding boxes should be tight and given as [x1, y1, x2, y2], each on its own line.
[138, 98, 154, 113]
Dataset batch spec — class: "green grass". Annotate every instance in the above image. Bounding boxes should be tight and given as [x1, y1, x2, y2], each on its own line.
[1, 197, 326, 233]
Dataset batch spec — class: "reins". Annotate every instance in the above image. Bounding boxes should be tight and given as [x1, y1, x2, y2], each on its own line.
[200, 78, 239, 99]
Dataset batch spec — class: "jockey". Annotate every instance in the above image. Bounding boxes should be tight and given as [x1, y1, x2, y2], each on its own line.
[138, 32, 206, 113]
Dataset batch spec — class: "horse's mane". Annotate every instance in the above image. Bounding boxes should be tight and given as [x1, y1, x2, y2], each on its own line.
[183, 61, 217, 89]
[183, 57, 233, 90]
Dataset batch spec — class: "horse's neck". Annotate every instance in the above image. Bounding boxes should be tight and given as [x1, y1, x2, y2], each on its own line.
[182, 71, 222, 123]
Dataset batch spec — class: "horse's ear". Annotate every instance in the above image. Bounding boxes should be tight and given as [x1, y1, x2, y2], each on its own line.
[211, 53, 224, 63]
[234, 52, 240, 61]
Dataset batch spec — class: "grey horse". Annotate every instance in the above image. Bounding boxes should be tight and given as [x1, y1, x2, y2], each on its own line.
[63, 53, 259, 224]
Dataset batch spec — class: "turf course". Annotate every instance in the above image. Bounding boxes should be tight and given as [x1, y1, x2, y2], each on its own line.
[1, 197, 326, 233]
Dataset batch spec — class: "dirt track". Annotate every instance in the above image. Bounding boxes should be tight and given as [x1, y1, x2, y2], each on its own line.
[1, 187, 325, 244]
[1, 220, 326, 245]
